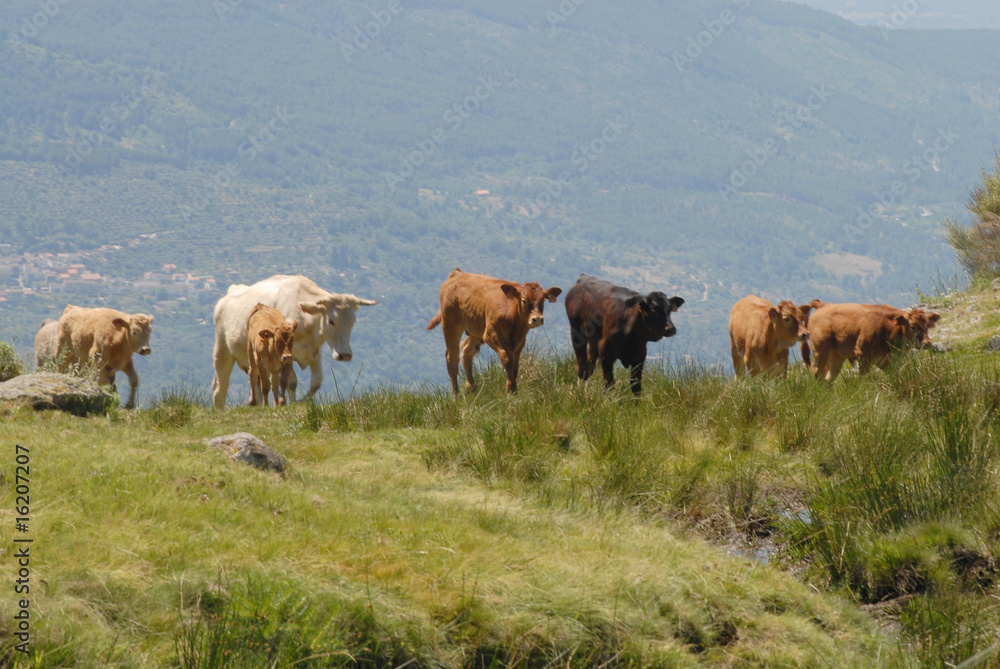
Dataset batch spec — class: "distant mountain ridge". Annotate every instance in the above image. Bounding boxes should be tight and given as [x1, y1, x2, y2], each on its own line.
[784, 0, 1000, 31]
[0, 0, 998, 396]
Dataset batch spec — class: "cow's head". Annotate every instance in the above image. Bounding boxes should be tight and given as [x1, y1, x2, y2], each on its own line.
[888, 313, 911, 346]
[113, 313, 154, 356]
[905, 309, 941, 349]
[625, 292, 684, 341]
[300, 294, 377, 362]
[259, 318, 297, 365]
[501, 282, 562, 329]
[769, 301, 810, 345]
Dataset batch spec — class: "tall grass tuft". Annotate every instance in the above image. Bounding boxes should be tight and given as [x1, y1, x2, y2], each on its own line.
[174, 574, 419, 669]
[0, 339, 25, 381]
[145, 383, 207, 429]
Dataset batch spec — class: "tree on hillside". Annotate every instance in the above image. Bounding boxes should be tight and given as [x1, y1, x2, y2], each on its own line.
[944, 153, 1000, 279]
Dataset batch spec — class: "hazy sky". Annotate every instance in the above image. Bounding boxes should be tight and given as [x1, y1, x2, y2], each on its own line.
[784, 0, 1000, 30]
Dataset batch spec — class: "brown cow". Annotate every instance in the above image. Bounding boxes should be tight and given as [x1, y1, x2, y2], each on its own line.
[804, 301, 939, 382]
[55, 305, 154, 408]
[728, 295, 811, 377]
[427, 268, 561, 394]
[246, 303, 297, 407]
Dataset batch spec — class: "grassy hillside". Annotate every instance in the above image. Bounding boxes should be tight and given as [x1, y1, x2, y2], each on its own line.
[1, 0, 999, 396]
[4, 326, 1000, 666]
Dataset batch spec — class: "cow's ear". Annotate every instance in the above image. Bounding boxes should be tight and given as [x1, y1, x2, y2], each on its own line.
[670, 296, 685, 312]
[300, 301, 327, 315]
[894, 315, 908, 327]
[288, 318, 298, 332]
[112, 318, 129, 330]
[501, 283, 520, 299]
[928, 314, 941, 325]
[767, 308, 780, 322]
[798, 304, 812, 318]
[259, 329, 275, 340]
[545, 287, 562, 303]
[624, 295, 642, 309]
[147, 314, 154, 323]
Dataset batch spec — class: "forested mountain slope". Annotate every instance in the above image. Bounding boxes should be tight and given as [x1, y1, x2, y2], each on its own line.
[1, 0, 997, 396]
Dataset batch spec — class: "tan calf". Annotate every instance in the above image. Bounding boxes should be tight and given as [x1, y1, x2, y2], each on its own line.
[805, 302, 939, 382]
[246, 303, 297, 407]
[55, 305, 154, 408]
[728, 295, 811, 377]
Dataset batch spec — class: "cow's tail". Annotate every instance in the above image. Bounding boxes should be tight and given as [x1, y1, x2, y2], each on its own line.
[426, 311, 442, 330]
[808, 298, 826, 311]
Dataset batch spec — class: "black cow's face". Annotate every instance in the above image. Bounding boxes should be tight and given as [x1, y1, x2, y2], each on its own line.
[629, 292, 684, 341]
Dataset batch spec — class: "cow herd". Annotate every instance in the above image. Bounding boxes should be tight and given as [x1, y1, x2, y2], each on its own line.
[29, 269, 941, 408]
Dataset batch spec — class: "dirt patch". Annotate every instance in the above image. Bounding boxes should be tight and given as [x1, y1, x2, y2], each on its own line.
[813, 252, 883, 285]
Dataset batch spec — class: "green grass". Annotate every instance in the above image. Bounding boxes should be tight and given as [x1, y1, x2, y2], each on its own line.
[4, 349, 1000, 666]
[0, 339, 25, 381]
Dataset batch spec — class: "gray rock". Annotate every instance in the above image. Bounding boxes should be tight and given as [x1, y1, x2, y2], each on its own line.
[930, 341, 949, 353]
[207, 432, 286, 473]
[992, 277, 1000, 292]
[987, 336, 1000, 353]
[0, 372, 112, 415]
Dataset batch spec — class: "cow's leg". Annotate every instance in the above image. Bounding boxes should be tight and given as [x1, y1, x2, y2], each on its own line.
[780, 349, 791, 376]
[585, 342, 599, 380]
[823, 355, 846, 383]
[271, 370, 283, 406]
[497, 347, 518, 394]
[302, 359, 324, 401]
[212, 340, 236, 410]
[442, 321, 463, 394]
[286, 367, 299, 403]
[260, 369, 272, 407]
[600, 355, 616, 388]
[628, 362, 644, 396]
[122, 359, 139, 409]
[248, 365, 260, 406]
[571, 328, 589, 381]
[278, 365, 291, 406]
[461, 335, 482, 392]
[809, 351, 822, 379]
[731, 341, 746, 377]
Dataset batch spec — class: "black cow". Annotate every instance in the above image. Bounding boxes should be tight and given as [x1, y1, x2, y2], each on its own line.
[564, 275, 684, 395]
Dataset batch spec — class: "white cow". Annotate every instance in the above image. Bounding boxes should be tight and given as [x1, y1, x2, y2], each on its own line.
[212, 275, 377, 409]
